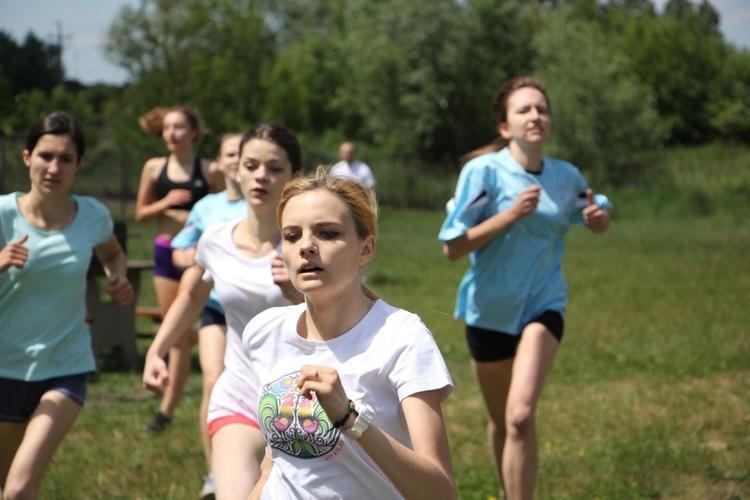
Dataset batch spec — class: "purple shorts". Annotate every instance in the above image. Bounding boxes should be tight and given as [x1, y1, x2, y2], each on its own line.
[153, 235, 183, 280]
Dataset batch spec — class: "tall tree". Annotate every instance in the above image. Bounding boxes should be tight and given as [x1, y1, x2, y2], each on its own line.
[0, 31, 65, 137]
[610, 0, 726, 144]
[104, 0, 272, 151]
[533, 5, 666, 185]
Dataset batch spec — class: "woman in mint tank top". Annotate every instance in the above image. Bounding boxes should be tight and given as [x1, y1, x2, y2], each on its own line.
[134, 106, 224, 434]
[0, 112, 134, 498]
[439, 77, 612, 499]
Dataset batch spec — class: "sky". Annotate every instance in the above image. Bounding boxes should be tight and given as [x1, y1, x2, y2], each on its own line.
[0, 0, 749, 86]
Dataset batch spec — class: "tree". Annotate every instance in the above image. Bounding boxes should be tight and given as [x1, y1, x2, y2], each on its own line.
[0, 31, 65, 137]
[443, 0, 535, 161]
[707, 46, 750, 143]
[610, 0, 726, 144]
[104, 0, 272, 152]
[533, 6, 666, 185]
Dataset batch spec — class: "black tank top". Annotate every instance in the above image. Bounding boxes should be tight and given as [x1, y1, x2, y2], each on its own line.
[153, 156, 209, 210]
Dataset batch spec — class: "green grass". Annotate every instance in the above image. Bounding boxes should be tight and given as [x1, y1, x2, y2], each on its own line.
[39, 206, 750, 499]
[27, 143, 750, 498]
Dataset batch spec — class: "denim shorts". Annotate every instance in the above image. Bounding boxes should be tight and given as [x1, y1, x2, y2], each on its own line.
[0, 372, 91, 423]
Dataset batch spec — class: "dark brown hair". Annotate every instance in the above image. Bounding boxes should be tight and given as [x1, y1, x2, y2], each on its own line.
[460, 76, 551, 165]
[239, 123, 302, 173]
[25, 112, 86, 161]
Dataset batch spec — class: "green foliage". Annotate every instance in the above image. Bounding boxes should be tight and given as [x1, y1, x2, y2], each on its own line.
[607, 0, 728, 144]
[0, 31, 64, 98]
[532, 6, 666, 186]
[5, 0, 750, 199]
[38, 198, 750, 498]
[707, 46, 750, 143]
[0, 31, 66, 137]
[104, 0, 271, 153]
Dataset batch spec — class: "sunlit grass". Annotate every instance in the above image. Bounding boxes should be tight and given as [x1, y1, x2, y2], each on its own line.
[39, 206, 750, 499]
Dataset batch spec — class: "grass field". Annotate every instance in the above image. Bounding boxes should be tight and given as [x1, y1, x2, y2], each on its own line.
[36, 201, 749, 499]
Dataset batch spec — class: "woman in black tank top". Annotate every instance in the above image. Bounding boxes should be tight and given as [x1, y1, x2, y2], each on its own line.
[134, 106, 223, 435]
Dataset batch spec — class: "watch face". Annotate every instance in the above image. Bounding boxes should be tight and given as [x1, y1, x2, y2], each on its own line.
[354, 401, 374, 424]
[344, 400, 374, 440]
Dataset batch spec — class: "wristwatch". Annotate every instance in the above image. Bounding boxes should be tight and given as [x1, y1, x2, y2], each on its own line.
[342, 400, 374, 440]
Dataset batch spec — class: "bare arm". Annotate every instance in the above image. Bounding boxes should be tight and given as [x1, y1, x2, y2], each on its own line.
[94, 235, 134, 305]
[443, 185, 541, 261]
[296, 370, 456, 500]
[142, 265, 212, 393]
[247, 449, 274, 500]
[135, 158, 192, 223]
[204, 159, 225, 193]
[357, 391, 456, 500]
[172, 246, 197, 269]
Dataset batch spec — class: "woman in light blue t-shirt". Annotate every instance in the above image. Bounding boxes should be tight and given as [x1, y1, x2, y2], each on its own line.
[439, 77, 611, 500]
[0, 112, 133, 498]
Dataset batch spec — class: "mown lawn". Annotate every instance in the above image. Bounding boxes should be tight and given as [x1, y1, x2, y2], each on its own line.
[39, 205, 749, 499]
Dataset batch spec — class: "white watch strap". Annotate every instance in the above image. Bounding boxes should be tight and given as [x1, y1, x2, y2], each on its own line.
[342, 400, 374, 440]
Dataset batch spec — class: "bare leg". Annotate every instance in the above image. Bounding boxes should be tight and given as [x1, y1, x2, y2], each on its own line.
[153, 276, 196, 420]
[471, 357, 513, 499]
[211, 424, 266, 500]
[2, 391, 82, 499]
[198, 324, 227, 470]
[501, 323, 559, 500]
[0, 422, 26, 489]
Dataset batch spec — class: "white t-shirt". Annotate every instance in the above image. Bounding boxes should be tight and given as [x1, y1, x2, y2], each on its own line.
[330, 160, 376, 189]
[244, 300, 453, 500]
[195, 221, 291, 423]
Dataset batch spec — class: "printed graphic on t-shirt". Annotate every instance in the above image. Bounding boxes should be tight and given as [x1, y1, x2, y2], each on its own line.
[259, 372, 341, 459]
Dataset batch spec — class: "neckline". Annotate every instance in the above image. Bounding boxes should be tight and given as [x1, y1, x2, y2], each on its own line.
[14, 192, 80, 234]
[294, 299, 380, 344]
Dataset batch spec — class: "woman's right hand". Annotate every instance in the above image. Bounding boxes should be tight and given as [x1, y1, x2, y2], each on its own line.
[509, 185, 542, 221]
[162, 188, 193, 208]
[295, 365, 353, 427]
[142, 351, 170, 395]
[0, 234, 29, 273]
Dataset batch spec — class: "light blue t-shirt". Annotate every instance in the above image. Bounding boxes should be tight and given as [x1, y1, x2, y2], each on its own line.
[0, 192, 113, 381]
[171, 191, 245, 313]
[438, 148, 612, 334]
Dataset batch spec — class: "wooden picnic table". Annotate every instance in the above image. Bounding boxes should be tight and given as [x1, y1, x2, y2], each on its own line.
[86, 259, 155, 370]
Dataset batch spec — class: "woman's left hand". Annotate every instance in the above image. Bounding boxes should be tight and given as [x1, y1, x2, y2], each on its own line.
[295, 365, 352, 426]
[107, 275, 135, 305]
[582, 189, 610, 233]
[272, 252, 303, 303]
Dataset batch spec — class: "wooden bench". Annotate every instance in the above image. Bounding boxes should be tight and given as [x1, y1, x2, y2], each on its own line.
[135, 306, 162, 320]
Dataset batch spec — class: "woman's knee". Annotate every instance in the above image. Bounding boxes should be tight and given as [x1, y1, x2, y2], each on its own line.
[505, 401, 535, 437]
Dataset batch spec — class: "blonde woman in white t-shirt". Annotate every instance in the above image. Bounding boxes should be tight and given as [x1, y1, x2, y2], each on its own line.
[247, 167, 456, 500]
